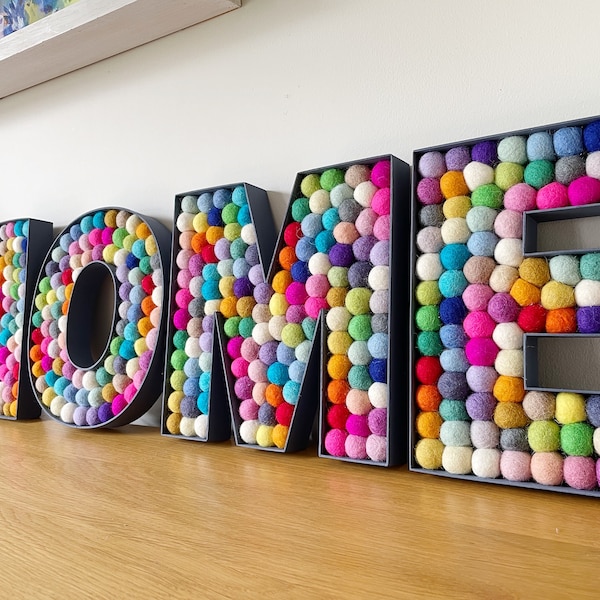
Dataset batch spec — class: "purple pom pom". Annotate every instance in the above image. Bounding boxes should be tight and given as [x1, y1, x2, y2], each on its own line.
[577, 306, 600, 333]
[466, 392, 497, 421]
[471, 141, 498, 166]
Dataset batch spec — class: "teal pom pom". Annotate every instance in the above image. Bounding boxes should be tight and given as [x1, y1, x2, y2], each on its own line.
[348, 365, 373, 390]
[439, 399, 470, 421]
[579, 253, 600, 281]
[417, 331, 443, 356]
[524, 160, 555, 190]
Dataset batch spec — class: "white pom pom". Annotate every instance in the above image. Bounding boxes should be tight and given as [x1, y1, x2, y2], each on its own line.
[575, 279, 600, 306]
[463, 161, 495, 191]
[494, 238, 523, 268]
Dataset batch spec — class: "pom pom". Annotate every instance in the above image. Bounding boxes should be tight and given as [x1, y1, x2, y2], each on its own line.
[522, 391, 556, 421]
[416, 411, 442, 439]
[462, 283, 493, 311]
[439, 420, 471, 447]
[440, 244, 471, 270]
[414, 438, 444, 469]
[519, 257, 550, 287]
[470, 420, 500, 449]
[439, 324, 467, 348]
[554, 126, 584, 157]
[568, 176, 600, 206]
[415, 385, 442, 412]
[528, 420, 560, 452]
[445, 146, 471, 171]
[464, 338, 499, 367]
[471, 141, 497, 165]
[416, 226, 443, 254]
[415, 253, 443, 281]
[471, 184, 504, 209]
[466, 392, 496, 420]
[527, 131, 555, 161]
[530, 452, 564, 486]
[463, 310, 495, 338]
[495, 162, 524, 191]
[463, 161, 495, 191]
[499, 450, 531, 481]
[564, 456, 597, 490]
[440, 217, 470, 244]
[579, 253, 600, 281]
[583, 120, 600, 152]
[586, 395, 600, 427]
[415, 356, 442, 384]
[492, 322, 524, 350]
[497, 136, 527, 164]
[419, 205, 445, 228]
[442, 446, 473, 475]
[494, 209, 522, 239]
[561, 422, 594, 456]
[416, 178, 442, 205]
[510, 278, 540, 307]
[577, 305, 600, 333]
[465, 206, 496, 232]
[524, 160, 554, 190]
[546, 308, 577, 333]
[471, 448, 501, 478]
[466, 366, 498, 392]
[418, 152, 446, 178]
[487, 292, 520, 323]
[467, 231, 499, 257]
[494, 238, 523, 268]
[437, 371, 469, 400]
[503, 183, 537, 212]
[549, 255, 581, 286]
[585, 151, 600, 179]
[555, 392, 587, 424]
[536, 182, 568, 209]
[493, 375, 525, 403]
[540, 281, 575, 310]
[500, 428, 529, 452]
[495, 349, 523, 377]
[463, 256, 496, 284]
[489, 265, 518, 293]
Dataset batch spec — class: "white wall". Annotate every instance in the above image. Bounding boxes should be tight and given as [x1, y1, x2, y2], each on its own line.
[0, 0, 598, 230]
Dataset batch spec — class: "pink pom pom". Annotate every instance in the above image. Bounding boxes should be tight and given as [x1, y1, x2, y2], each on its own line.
[417, 178, 443, 205]
[494, 209, 523, 239]
[145, 328, 158, 351]
[231, 357, 249, 378]
[88, 228, 102, 246]
[234, 376, 254, 400]
[240, 337, 260, 362]
[305, 274, 330, 298]
[305, 296, 329, 319]
[462, 283, 493, 311]
[370, 160, 391, 188]
[463, 311, 496, 338]
[177, 269, 192, 290]
[503, 183, 537, 212]
[355, 208, 378, 236]
[373, 215, 390, 241]
[139, 350, 153, 371]
[568, 176, 600, 205]
[124, 383, 138, 402]
[173, 308, 190, 330]
[345, 434, 368, 459]
[500, 450, 531, 481]
[536, 182, 568, 209]
[227, 336, 244, 359]
[371, 188, 391, 216]
[111, 394, 127, 415]
[247, 359, 268, 382]
[564, 456, 596, 490]
[239, 398, 259, 421]
[465, 337, 499, 366]
[132, 370, 145, 388]
[101, 227, 115, 245]
[346, 414, 370, 437]
[366, 434, 387, 462]
[324, 428, 347, 457]
[285, 281, 308, 305]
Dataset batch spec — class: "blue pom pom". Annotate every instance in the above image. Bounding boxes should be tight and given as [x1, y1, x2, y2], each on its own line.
[440, 244, 471, 270]
[553, 126, 584, 157]
[276, 342, 296, 366]
[315, 230, 335, 253]
[63, 384, 77, 403]
[232, 186, 248, 207]
[440, 348, 470, 372]
[119, 340, 137, 360]
[197, 391, 209, 414]
[526, 131, 555, 161]
[202, 263, 220, 281]
[207, 207, 223, 226]
[184, 358, 203, 379]
[232, 257, 250, 279]
[199, 371, 211, 392]
[54, 376, 70, 395]
[213, 188, 232, 209]
[92, 211, 106, 229]
[301, 213, 323, 238]
[125, 253, 139, 269]
[80, 215, 94, 234]
[267, 361, 289, 385]
[439, 297, 468, 324]
[584, 121, 600, 152]
[75, 388, 90, 407]
[201, 280, 221, 301]
[283, 380, 300, 404]
[295, 236, 317, 262]
[258, 402, 277, 425]
[368, 358, 387, 383]
[197, 193, 213, 213]
[322, 207, 340, 231]
[180, 397, 201, 418]
[123, 322, 140, 341]
[237, 204, 251, 226]
[467, 231, 499, 257]
[59, 233, 72, 251]
[183, 377, 200, 397]
[438, 270, 468, 298]
[586, 395, 600, 427]
[439, 324, 467, 348]
[45, 371, 59, 386]
[127, 303, 144, 323]
[131, 239, 147, 259]
[288, 359, 306, 383]
[367, 332, 388, 359]
[70, 224, 83, 240]
[291, 260, 310, 283]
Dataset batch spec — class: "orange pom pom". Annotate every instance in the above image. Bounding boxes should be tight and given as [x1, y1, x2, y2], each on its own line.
[494, 402, 529, 429]
[327, 355, 351, 380]
[135, 222, 151, 240]
[206, 226, 224, 245]
[265, 384, 284, 407]
[416, 411, 443, 439]
[494, 375, 525, 402]
[141, 296, 156, 317]
[272, 424, 288, 448]
[415, 384, 442, 411]
[546, 308, 577, 333]
[279, 246, 296, 271]
[272, 270, 293, 294]
[327, 379, 350, 405]
[440, 171, 469, 199]
[510, 278, 541, 306]
[219, 296, 238, 319]
[191, 232, 207, 253]
[137, 317, 152, 337]
[29, 344, 42, 362]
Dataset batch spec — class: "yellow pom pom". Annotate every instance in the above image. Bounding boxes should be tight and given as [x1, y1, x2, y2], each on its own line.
[494, 402, 529, 429]
[193, 212, 209, 233]
[269, 293, 288, 316]
[104, 209, 118, 227]
[206, 226, 224, 245]
[3, 402, 11, 417]
[167, 391, 184, 413]
[555, 392, 587, 424]
[510, 278, 541, 306]
[281, 323, 305, 348]
[145, 235, 157, 256]
[236, 296, 255, 318]
[326, 286, 347, 307]
[541, 281, 575, 310]
[327, 331, 352, 355]
[101, 384, 117, 402]
[416, 411, 443, 439]
[220, 296, 238, 319]
[134, 337, 148, 356]
[519, 257, 550, 287]
[166, 412, 182, 435]
[102, 244, 118, 264]
[9, 401, 17, 418]
[170, 370, 186, 391]
[442, 195, 472, 218]
[272, 424, 288, 449]
[218, 276, 235, 298]
[46, 289, 57, 305]
[41, 387, 56, 407]
[415, 438, 444, 469]
[256, 424, 274, 447]
[135, 222, 151, 240]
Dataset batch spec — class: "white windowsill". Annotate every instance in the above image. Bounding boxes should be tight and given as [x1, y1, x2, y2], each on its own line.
[0, 0, 241, 99]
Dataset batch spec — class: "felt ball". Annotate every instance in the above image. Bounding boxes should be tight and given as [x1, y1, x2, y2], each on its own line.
[442, 195, 472, 219]
[583, 120, 600, 152]
[549, 255, 581, 286]
[437, 371, 469, 400]
[519, 258, 550, 288]
[510, 278, 540, 307]
[346, 287, 372, 315]
[494, 238, 523, 268]
[527, 131, 556, 161]
[494, 209, 522, 239]
[418, 152, 445, 178]
[502, 428, 530, 452]
[415, 356, 442, 384]
[586, 151, 600, 179]
[536, 182, 568, 210]
[419, 205, 445, 228]
[541, 280, 575, 310]
[416, 178, 443, 205]
[495, 349, 523, 377]
[580, 253, 600, 282]
[466, 365, 498, 392]
[561, 422, 594, 456]
[365, 434, 387, 462]
[554, 126, 584, 157]
[416, 385, 442, 411]
[493, 375, 525, 403]
[440, 244, 471, 270]
[439, 324, 467, 348]
[441, 218, 470, 244]
[528, 419, 560, 453]
[546, 307, 577, 333]
[465, 338, 499, 367]
[415, 228, 442, 255]
[470, 420, 500, 449]
[320, 168, 345, 192]
[466, 231, 499, 257]
[438, 270, 468, 298]
[471, 184, 504, 209]
[503, 183, 537, 213]
[463, 161, 495, 192]
[463, 256, 496, 284]
[441, 446, 473, 475]
[495, 162, 524, 191]
[462, 284, 493, 311]
[563, 456, 596, 490]
[494, 402, 528, 429]
[471, 141, 497, 166]
[500, 450, 531, 482]
[466, 206, 497, 233]
[577, 305, 600, 333]
[524, 160, 555, 190]
[595, 429, 600, 456]
[568, 176, 600, 205]
[414, 438, 444, 469]
[554, 158, 584, 191]
[530, 452, 564, 486]
[466, 391, 497, 420]
[415, 281, 442, 307]
[440, 171, 469, 200]
[492, 322, 524, 350]
[439, 297, 467, 325]
[463, 310, 495, 338]
[586, 395, 600, 427]
[555, 392, 587, 424]
[498, 136, 527, 164]
[439, 399, 469, 421]
[440, 348, 469, 372]
[471, 448, 501, 478]
[439, 420, 471, 447]
[522, 391, 555, 421]
[487, 292, 520, 323]
[445, 146, 471, 171]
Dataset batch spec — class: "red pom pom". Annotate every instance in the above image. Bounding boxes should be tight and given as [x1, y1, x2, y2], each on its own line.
[415, 356, 442, 385]
[141, 274, 155, 295]
[283, 222, 302, 248]
[517, 304, 547, 333]
[276, 401, 294, 426]
[31, 328, 44, 345]
[327, 404, 350, 429]
[61, 269, 73, 285]
[201, 244, 217, 264]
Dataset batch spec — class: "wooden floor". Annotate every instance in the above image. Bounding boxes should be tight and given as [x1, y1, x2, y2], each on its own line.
[1, 419, 598, 599]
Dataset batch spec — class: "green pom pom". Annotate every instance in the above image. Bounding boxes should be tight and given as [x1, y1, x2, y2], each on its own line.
[327, 266, 348, 287]
[471, 184, 504, 209]
[345, 287, 372, 316]
[224, 316, 241, 338]
[415, 281, 442, 306]
[238, 317, 256, 338]
[170, 349, 188, 370]
[172, 330, 188, 350]
[39, 276, 52, 294]
[495, 162, 524, 191]
[320, 168, 345, 192]
[300, 174, 321, 198]
[229, 238, 247, 259]
[415, 305, 441, 332]
[95, 367, 113, 386]
[32, 310, 43, 328]
[221, 203, 240, 225]
[348, 365, 373, 390]
[527, 420, 560, 452]
[524, 160, 555, 190]
[439, 399, 469, 421]
[417, 331, 443, 356]
[110, 336, 124, 356]
[291, 197, 311, 222]
[579, 253, 600, 281]
[347, 314, 372, 341]
[112, 228, 128, 248]
[281, 323, 305, 348]
[560, 422, 594, 456]
[302, 317, 316, 340]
